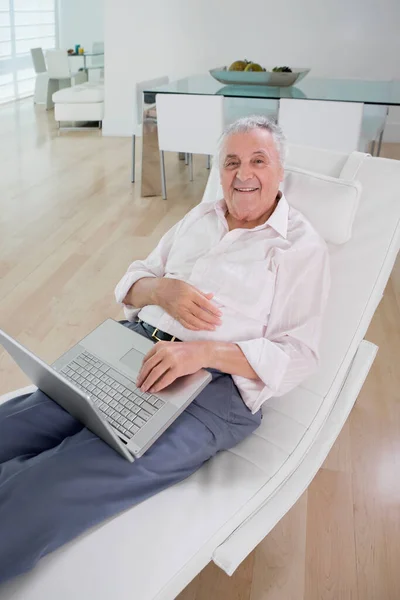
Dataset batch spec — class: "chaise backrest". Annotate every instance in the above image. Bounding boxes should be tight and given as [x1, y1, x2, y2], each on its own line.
[202, 145, 400, 401]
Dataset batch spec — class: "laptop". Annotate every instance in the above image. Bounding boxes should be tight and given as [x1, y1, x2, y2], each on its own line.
[0, 319, 212, 462]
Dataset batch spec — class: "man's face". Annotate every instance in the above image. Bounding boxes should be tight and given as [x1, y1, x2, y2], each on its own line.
[220, 129, 284, 223]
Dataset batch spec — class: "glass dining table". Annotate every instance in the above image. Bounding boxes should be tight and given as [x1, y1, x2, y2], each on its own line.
[68, 51, 104, 72]
[139, 74, 400, 197]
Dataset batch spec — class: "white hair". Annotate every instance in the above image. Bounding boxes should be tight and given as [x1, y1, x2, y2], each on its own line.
[218, 115, 287, 166]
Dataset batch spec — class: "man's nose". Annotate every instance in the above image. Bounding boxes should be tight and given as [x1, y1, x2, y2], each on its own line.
[236, 162, 254, 181]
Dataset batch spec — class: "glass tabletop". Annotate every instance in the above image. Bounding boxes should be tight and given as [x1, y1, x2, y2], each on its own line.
[144, 74, 400, 106]
[69, 52, 104, 57]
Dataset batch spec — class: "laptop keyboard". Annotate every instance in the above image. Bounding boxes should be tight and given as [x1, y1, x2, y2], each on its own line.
[61, 350, 165, 439]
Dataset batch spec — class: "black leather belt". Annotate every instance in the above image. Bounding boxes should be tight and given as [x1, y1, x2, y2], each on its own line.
[139, 320, 181, 343]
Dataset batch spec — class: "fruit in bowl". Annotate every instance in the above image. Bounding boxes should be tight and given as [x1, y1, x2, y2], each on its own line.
[228, 59, 266, 72]
[228, 58, 293, 73]
[228, 59, 294, 73]
[210, 64, 310, 87]
[244, 62, 264, 72]
[228, 60, 249, 71]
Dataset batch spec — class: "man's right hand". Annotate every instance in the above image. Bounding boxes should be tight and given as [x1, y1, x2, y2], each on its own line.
[154, 278, 222, 331]
[124, 277, 222, 331]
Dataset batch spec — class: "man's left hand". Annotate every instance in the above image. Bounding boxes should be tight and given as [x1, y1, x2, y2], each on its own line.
[136, 341, 208, 394]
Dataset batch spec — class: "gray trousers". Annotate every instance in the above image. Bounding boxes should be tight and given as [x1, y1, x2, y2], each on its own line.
[0, 321, 261, 584]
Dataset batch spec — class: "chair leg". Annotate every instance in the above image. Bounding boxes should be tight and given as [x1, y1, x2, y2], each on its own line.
[185, 153, 189, 166]
[46, 79, 59, 110]
[189, 153, 194, 181]
[160, 150, 167, 200]
[207, 155, 211, 169]
[131, 134, 136, 183]
[376, 129, 384, 157]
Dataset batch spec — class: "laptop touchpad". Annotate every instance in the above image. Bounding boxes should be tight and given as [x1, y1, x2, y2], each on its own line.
[120, 348, 145, 374]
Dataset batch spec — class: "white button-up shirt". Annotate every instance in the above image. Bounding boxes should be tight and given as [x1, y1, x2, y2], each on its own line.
[115, 195, 330, 413]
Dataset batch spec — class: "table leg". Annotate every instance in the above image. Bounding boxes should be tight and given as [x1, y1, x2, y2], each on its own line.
[140, 94, 162, 197]
[189, 153, 194, 181]
[376, 106, 388, 157]
[376, 129, 384, 157]
[131, 134, 136, 183]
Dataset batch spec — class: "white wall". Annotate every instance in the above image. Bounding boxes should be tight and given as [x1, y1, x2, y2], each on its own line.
[58, 0, 104, 67]
[103, 0, 400, 139]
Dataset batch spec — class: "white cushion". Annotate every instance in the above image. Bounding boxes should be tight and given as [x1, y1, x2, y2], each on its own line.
[52, 82, 104, 104]
[285, 144, 349, 177]
[55, 103, 104, 122]
[282, 166, 362, 244]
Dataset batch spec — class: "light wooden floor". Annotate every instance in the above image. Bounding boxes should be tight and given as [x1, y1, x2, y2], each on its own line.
[0, 100, 399, 600]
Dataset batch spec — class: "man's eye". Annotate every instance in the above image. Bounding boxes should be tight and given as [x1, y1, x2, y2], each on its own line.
[254, 158, 265, 164]
[226, 161, 239, 168]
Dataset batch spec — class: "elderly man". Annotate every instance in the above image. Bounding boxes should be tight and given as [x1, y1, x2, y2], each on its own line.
[0, 116, 330, 583]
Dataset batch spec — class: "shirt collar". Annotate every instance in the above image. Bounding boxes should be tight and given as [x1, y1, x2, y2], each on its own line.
[214, 193, 289, 239]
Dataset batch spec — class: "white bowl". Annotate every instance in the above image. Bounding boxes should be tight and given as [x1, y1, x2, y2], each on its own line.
[209, 67, 310, 87]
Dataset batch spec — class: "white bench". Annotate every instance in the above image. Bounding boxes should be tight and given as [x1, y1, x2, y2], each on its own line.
[52, 82, 104, 129]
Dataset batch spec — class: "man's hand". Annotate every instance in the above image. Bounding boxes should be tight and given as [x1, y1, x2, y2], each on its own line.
[136, 341, 208, 394]
[154, 279, 222, 331]
[124, 278, 222, 331]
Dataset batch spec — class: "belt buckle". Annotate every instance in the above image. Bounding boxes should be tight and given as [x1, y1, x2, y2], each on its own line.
[151, 327, 162, 342]
[151, 327, 176, 343]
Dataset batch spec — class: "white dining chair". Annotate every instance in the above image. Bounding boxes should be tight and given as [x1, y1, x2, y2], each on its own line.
[45, 49, 87, 110]
[359, 104, 388, 156]
[136, 76, 169, 127]
[278, 98, 365, 153]
[224, 97, 279, 126]
[30, 47, 49, 104]
[156, 93, 224, 199]
[189, 97, 278, 172]
[131, 76, 169, 183]
[177, 98, 279, 173]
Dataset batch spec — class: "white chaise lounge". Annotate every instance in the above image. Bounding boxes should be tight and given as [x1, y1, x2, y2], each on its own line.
[52, 81, 104, 129]
[0, 145, 399, 600]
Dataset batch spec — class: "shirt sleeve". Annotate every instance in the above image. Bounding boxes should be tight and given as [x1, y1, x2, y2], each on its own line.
[235, 240, 331, 412]
[114, 220, 182, 321]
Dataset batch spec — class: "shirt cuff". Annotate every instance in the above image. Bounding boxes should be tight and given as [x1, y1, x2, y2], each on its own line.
[114, 272, 157, 305]
[236, 338, 291, 394]
[114, 272, 158, 322]
[232, 374, 275, 413]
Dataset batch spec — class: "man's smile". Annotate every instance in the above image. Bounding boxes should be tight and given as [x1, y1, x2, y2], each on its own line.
[233, 186, 260, 193]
